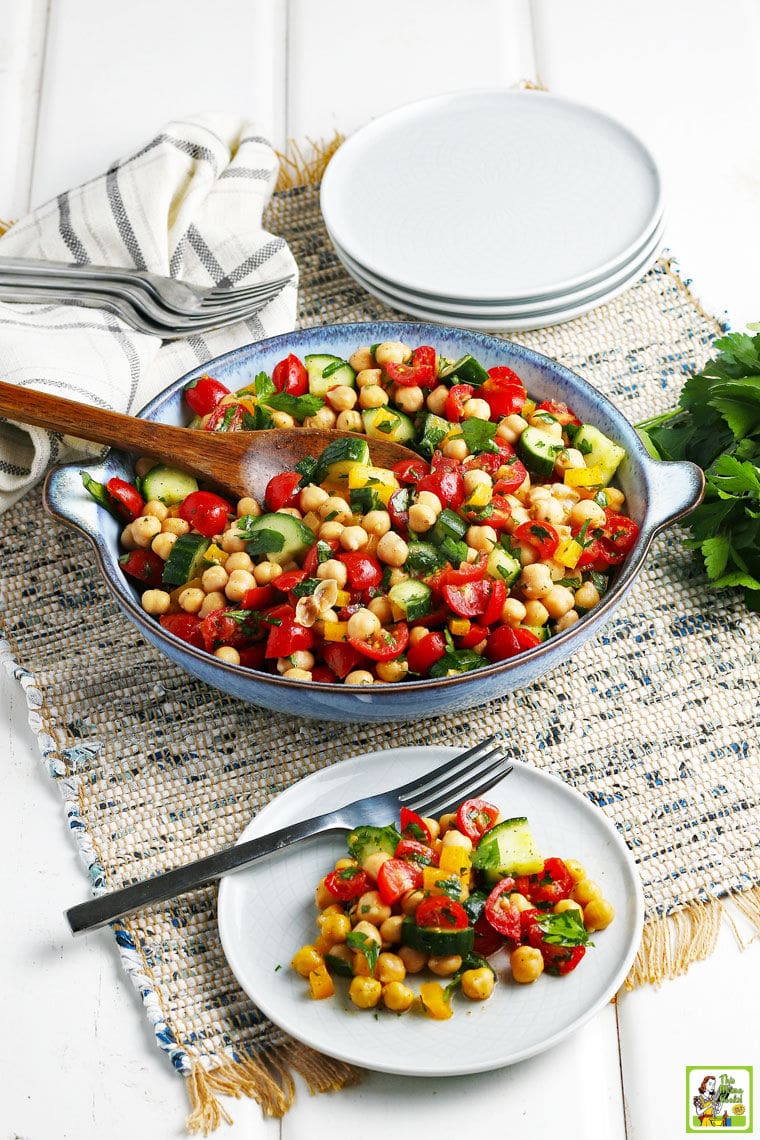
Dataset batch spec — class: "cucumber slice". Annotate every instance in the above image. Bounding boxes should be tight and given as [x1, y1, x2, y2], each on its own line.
[400, 918, 475, 956]
[312, 436, 371, 486]
[388, 578, 433, 621]
[362, 405, 415, 444]
[573, 424, 626, 485]
[470, 816, 544, 885]
[430, 508, 468, 546]
[486, 546, 521, 587]
[520, 624, 551, 642]
[162, 533, 211, 586]
[304, 354, 356, 397]
[346, 824, 401, 865]
[438, 353, 490, 387]
[404, 541, 446, 576]
[439, 536, 469, 567]
[517, 426, 564, 478]
[242, 512, 314, 564]
[416, 413, 451, 458]
[141, 465, 199, 505]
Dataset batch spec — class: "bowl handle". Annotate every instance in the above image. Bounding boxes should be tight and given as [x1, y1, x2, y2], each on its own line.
[43, 461, 116, 551]
[643, 458, 705, 535]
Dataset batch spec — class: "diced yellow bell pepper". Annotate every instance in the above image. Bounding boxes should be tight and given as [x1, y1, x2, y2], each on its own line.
[522, 398, 537, 418]
[463, 483, 492, 510]
[555, 537, 584, 569]
[564, 465, 604, 487]
[323, 621, 349, 642]
[439, 845, 471, 879]
[204, 543, 228, 565]
[390, 601, 406, 622]
[334, 589, 351, 607]
[422, 866, 465, 899]
[308, 964, 335, 1000]
[448, 617, 471, 637]
[346, 464, 400, 504]
[419, 981, 453, 1020]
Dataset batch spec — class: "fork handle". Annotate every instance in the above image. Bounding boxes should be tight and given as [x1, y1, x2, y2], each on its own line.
[66, 810, 348, 935]
[0, 255, 153, 286]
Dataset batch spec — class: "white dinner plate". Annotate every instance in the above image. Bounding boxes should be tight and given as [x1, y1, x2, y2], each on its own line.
[330, 216, 665, 316]
[335, 225, 664, 332]
[217, 746, 644, 1077]
[321, 89, 663, 302]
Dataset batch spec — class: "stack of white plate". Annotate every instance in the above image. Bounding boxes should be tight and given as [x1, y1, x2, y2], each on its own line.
[320, 90, 664, 331]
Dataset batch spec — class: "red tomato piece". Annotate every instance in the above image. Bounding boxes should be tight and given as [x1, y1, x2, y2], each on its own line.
[264, 471, 303, 512]
[387, 487, 411, 538]
[311, 664, 338, 683]
[395, 838, 438, 867]
[184, 374, 231, 417]
[399, 806, 432, 842]
[339, 551, 384, 591]
[321, 641, 364, 679]
[302, 537, 340, 575]
[485, 624, 542, 663]
[535, 399, 581, 427]
[178, 490, 233, 538]
[406, 630, 447, 675]
[271, 353, 308, 396]
[462, 444, 515, 479]
[445, 383, 474, 423]
[415, 896, 469, 930]
[386, 345, 437, 387]
[486, 365, 524, 387]
[484, 877, 520, 939]
[159, 612, 204, 649]
[456, 798, 500, 842]
[377, 858, 424, 905]
[106, 477, 144, 522]
[493, 456, 528, 496]
[473, 912, 504, 957]
[481, 579, 507, 625]
[201, 609, 249, 653]
[271, 571, 307, 595]
[349, 622, 409, 662]
[602, 510, 639, 556]
[203, 400, 245, 432]
[487, 493, 513, 531]
[237, 643, 267, 670]
[512, 520, 560, 559]
[514, 857, 574, 906]
[442, 579, 504, 620]
[457, 623, 489, 650]
[118, 548, 165, 587]
[324, 866, 369, 901]
[392, 457, 431, 484]
[430, 553, 488, 591]
[483, 384, 526, 421]
[416, 454, 465, 510]
[240, 584, 276, 610]
[265, 612, 315, 658]
[524, 919, 587, 975]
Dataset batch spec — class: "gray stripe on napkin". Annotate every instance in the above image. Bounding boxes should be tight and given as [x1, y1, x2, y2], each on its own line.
[219, 168, 272, 181]
[57, 193, 89, 264]
[106, 167, 147, 270]
[216, 238, 286, 287]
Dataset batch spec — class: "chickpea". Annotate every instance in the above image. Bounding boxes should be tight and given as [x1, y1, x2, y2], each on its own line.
[400, 888, 426, 915]
[532, 497, 567, 526]
[375, 658, 408, 683]
[120, 523, 138, 550]
[554, 447, 586, 474]
[398, 945, 427, 973]
[131, 515, 162, 548]
[466, 525, 497, 552]
[349, 346, 375, 371]
[348, 976, 382, 1009]
[141, 589, 171, 615]
[368, 596, 393, 623]
[572, 878, 603, 906]
[236, 497, 260, 518]
[253, 561, 283, 585]
[356, 367, 383, 388]
[376, 531, 409, 567]
[290, 650, 316, 671]
[291, 945, 324, 977]
[496, 413, 528, 444]
[501, 597, 527, 626]
[271, 410, 296, 429]
[326, 384, 358, 412]
[363, 510, 391, 537]
[319, 496, 352, 524]
[416, 490, 442, 516]
[564, 859, 586, 882]
[161, 516, 191, 537]
[224, 551, 253, 573]
[523, 600, 549, 626]
[325, 943, 353, 973]
[178, 587, 205, 614]
[461, 967, 495, 1001]
[143, 499, 169, 522]
[554, 609, 580, 632]
[422, 817, 440, 840]
[336, 410, 364, 433]
[317, 559, 348, 588]
[442, 437, 469, 461]
[542, 584, 576, 619]
[220, 527, 246, 553]
[300, 484, 329, 513]
[510, 946, 544, 984]
[379, 915, 405, 945]
[314, 878, 334, 910]
[340, 525, 369, 551]
[574, 581, 601, 610]
[426, 385, 449, 415]
[428, 954, 462, 977]
[376, 952, 406, 984]
[318, 520, 344, 542]
[408, 502, 437, 532]
[394, 385, 424, 413]
[463, 469, 492, 495]
[359, 384, 389, 410]
[438, 813, 458, 833]
[283, 667, 312, 680]
[374, 341, 411, 367]
[318, 912, 351, 944]
[519, 562, 554, 599]
[151, 531, 177, 561]
[198, 590, 227, 618]
[507, 892, 533, 913]
[584, 898, 616, 931]
[554, 899, 584, 921]
[461, 397, 491, 421]
[345, 669, 374, 686]
[382, 981, 415, 1012]
[569, 498, 606, 528]
[362, 850, 391, 880]
[215, 646, 241, 665]
[604, 486, 626, 510]
[352, 894, 390, 926]
[303, 406, 337, 430]
[347, 608, 381, 641]
[441, 828, 473, 853]
[225, 568, 256, 601]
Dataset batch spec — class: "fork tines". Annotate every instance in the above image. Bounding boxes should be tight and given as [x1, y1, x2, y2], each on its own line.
[399, 736, 512, 819]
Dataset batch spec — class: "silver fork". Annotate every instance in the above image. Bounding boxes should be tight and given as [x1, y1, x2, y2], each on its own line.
[0, 256, 294, 315]
[66, 737, 511, 935]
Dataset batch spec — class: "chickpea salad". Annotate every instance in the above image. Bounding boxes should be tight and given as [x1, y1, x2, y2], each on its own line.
[292, 798, 615, 1019]
[82, 339, 639, 684]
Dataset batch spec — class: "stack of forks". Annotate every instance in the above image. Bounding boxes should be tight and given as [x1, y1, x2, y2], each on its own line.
[0, 256, 294, 338]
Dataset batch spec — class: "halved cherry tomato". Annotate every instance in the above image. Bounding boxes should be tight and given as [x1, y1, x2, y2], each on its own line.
[324, 866, 369, 901]
[457, 623, 489, 649]
[385, 345, 437, 387]
[201, 609, 249, 652]
[388, 487, 411, 537]
[486, 365, 524, 388]
[417, 454, 465, 510]
[302, 538, 340, 575]
[415, 896, 469, 929]
[264, 471, 303, 512]
[535, 398, 581, 427]
[524, 917, 586, 975]
[349, 622, 409, 662]
[184, 374, 231, 416]
[264, 612, 315, 658]
[457, 798, 500, 842]
[602, 510, 639, 557]
[178, 490, 232, 537]
[395, 838, 437, 867]
[514, 857, 573, 906]
[311, 664, 338, 683]
[487, 493, 513, 531]
[377, 858, 424, 905]
[442, 579, 505, 621]
[445, 383, 474, 423]
[431, 553, 488, 589]
[272, 570, 307, 595]
[462, 443, 514, 479]
[484, 877, 520, 939]
[106, 477, 144, 522]
[321, 641, 364, 679]
[238, 643, 267, 670]
[482, 579, 507, 625]
[339, 551, 383, 590]
[240, 584, 276, 610]
[399, 807, 432, 842]
[203, 400, 245, 432]
[485, 624, 542, 662]
[473, 911, 504, 957]
[493, 456, 528, 496]
[272, 353, 308, 396]
[392, 457, 430, 484]
[159, 612, 204, 649]
[406, 630, 446, 675]
[482, 366, 526, 420]
[512, 519, 560, 559]
[119, 547, 165, 587]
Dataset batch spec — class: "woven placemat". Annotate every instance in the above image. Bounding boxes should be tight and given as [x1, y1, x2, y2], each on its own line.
[2, 183, 760, 1132]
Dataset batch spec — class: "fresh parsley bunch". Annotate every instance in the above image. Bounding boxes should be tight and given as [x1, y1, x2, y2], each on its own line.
[637, 326, 760, 611]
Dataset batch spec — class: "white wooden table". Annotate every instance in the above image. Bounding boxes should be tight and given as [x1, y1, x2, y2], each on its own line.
[1, 3, 758, 1137]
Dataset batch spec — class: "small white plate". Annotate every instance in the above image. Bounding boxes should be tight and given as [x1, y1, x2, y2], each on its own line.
[217, 746, 644, 1077]
[321, 89, 662, 302]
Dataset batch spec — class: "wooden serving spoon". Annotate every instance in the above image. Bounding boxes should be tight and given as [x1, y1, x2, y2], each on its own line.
[0, 379, 419, 503]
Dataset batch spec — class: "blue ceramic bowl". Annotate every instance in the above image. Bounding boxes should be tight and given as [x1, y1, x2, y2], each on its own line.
[44, 321, 703, 723]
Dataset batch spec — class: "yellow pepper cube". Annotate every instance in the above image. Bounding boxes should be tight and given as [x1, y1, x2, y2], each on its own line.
[347, 464, 400, 505]
[334, 590, 351, 608]
[554, 537, 583, 569]
[463, 483, 492, 510]
[564, 465, 604, 487]
[438, 845, 471, 879]
[419, 981, 453, 1020]
[308, 964, 335, 1000]
[323, 621, 349, 642]
[204, 543, 228, 565]
[422, 866, 464, 899]
[448, 618, 471, 637]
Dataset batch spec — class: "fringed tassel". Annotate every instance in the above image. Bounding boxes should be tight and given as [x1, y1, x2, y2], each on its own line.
[275, 135, 346, 191]
[727, 884, 760, 948]
[277, 1037, 361, 1095]
[625, 898, 723, 989]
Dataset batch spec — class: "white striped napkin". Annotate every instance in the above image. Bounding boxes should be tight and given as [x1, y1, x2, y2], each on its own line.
[0, 113, 298, 512]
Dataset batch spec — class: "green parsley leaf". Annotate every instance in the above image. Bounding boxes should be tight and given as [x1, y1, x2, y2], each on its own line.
[253, 370, 276, 399]
[262, 391, 325, 422]
[534, 909, 594, 947]
[456, 418, 499, 455]
[346, 931, 379, 973]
